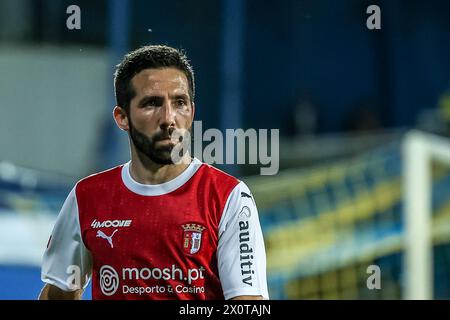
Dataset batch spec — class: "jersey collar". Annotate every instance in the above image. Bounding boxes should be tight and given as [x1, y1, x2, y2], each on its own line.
[121, 157, 202, 196]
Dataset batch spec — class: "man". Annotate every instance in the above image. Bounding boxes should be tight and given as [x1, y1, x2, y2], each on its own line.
[39, 45, 268, 300]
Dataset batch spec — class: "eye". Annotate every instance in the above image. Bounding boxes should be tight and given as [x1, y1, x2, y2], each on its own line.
[145, 99, 158, 107]
[175, 99, 187, 108]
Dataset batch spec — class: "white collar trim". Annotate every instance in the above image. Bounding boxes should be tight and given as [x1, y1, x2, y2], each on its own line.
[121, 158, 202, 196]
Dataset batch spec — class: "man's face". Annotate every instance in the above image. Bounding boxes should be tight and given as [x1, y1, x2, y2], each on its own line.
[126, 67, 194, 164]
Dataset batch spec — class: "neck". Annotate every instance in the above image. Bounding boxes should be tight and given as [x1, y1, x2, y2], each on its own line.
[129, 147, 192, 185]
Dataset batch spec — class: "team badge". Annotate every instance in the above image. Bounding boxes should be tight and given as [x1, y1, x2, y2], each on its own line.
[181, 223, 206, 254]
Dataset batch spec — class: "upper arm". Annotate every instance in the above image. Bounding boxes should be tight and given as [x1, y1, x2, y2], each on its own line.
[41, 186, 92, 292]
[217, 181, 269, 300]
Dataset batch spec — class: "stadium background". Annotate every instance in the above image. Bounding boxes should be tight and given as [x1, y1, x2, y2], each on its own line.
[1, 0, 450, 299]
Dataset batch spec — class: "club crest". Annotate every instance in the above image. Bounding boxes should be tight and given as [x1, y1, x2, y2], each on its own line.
[181, 223, 206, 254]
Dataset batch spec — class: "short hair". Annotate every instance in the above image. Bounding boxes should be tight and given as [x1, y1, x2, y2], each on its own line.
[114, 45, 195, 113]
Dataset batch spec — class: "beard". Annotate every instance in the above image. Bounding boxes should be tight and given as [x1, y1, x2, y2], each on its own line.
[129, 121, 177, 165]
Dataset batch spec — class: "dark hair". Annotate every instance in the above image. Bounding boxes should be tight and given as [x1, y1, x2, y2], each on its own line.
[114, 45, 195, 113]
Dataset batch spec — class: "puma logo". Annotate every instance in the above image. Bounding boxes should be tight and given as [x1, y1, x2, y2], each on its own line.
[241, 192, 255, 205]
[241, 192, 252, 199]
[96, 229, 118, 248]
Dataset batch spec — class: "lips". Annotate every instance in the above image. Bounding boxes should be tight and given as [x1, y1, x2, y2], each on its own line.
[156, 137, 176, 145]
[155, 132, 172, 141]
[156, 134, 181, 143]
[154, 129, 182, 144]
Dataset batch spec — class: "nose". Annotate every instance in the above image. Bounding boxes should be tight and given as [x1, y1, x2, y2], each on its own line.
[160, 101, 176, 130]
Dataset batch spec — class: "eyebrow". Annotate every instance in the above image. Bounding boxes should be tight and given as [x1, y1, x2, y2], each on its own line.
[171, 94, 189, 101]
[137, 95, 163, 107]
[137, 94, 190, 106]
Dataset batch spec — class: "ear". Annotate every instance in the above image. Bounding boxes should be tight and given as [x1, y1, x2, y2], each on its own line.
[113, 106, 129, 131]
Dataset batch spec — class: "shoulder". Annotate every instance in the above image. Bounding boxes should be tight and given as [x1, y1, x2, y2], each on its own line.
[197, 162, 240, 187]
[195, 163, 255, 201]
[194, 162, 241, 197]
[186, 161, 243, 214]
[75, 164, 124, 195]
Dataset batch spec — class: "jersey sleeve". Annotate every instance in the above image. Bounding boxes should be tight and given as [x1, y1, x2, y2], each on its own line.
[217, 181, 269, 300]
[41, 185, 92, 292]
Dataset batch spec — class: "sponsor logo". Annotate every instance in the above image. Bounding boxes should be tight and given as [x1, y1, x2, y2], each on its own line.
[98, 264, 205, 296]
[122, 265, 205, 284]
[241, 191, 255, 205]
[238, 206, 254, 286]
[96, 229, 118, 248]
[99, 265, 119, 296]
[241, 192, 252, 199]
[91, 219, 132, 229]
[181, 223, 206, 254]
[238, 206, 251, 219]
